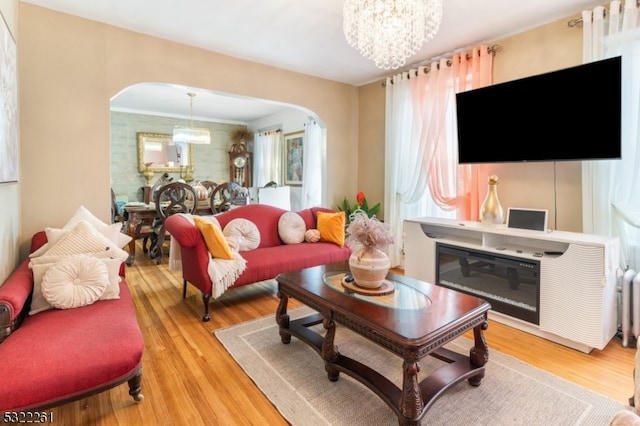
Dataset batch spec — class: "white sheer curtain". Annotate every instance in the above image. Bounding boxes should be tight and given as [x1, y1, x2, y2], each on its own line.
[385, 72, 418, 267]
[385, 48, 493, 267]
[582, 1, 640, 269]
[301, 120, 323, 208]
[252, 129, 281, 187]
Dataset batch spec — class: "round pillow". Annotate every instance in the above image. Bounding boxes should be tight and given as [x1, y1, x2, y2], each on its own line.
[223, 218, 260, 251]
[278, 212, 306, 244]
[304, 229, 321, 243]
[41, 254, 109, 309]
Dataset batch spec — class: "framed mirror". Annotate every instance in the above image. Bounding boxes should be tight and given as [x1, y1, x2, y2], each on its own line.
[137, 132, 195, 173]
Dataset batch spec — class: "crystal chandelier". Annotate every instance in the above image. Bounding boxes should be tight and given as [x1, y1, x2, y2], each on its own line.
[343, 0, 443, 70]
[173, 92, 211, 145]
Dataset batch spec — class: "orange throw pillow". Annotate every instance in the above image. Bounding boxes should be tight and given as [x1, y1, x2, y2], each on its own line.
[193, 216, 234, 260]
[316, 211, 345, 247]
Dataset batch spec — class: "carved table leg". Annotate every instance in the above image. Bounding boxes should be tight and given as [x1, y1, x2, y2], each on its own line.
[276, 291, 291, 344]
[153, 228, 165, 265]
[399, 351, 423, 425]
[127, 222, 137, 256]
[321, 312, 340, 381]
[468, 315, 489, 386]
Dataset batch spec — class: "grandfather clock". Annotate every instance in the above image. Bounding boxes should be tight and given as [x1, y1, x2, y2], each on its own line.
[229, 143, 252, 187]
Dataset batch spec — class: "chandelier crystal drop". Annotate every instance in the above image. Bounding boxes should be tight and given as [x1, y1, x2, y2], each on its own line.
[173, 92, 211, 145]
[343, 0, 443, 70]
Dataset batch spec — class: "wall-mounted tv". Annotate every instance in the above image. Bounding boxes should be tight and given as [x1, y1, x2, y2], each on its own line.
[455, 56, 621, 164]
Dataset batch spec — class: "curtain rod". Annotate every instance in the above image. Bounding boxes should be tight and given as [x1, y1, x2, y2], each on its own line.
[256, 127, 281, 135]
[567, 0, 638, 27]
[382, 44, 501, 86]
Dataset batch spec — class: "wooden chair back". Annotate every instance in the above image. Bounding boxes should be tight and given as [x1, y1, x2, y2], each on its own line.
[209, 182, 246, 213]
[151, 182, 198, 264]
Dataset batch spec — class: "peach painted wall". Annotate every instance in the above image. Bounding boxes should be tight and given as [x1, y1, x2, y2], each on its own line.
[13, 3, 596, 267]
[356, 82, 385, 215]
[487, 15, 584, 232]
[17, 4, 358, 256]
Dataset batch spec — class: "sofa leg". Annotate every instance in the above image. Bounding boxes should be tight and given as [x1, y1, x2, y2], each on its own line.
[202, 293, 211, 322]
[128, 369, 144, 403]
[183, 280, 187, 299]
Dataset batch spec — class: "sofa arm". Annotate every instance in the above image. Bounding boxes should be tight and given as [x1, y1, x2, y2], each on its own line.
[165, 214, 203, 248]
[0, 259, 33, 342]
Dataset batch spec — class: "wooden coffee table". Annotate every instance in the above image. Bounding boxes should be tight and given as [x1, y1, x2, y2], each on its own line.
[275, 262, 491, 426]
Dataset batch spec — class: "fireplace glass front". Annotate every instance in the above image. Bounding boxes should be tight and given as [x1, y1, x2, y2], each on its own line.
[436, 243, 540, 325]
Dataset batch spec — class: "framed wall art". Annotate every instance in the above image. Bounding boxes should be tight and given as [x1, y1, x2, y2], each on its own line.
[0, 13, 17, 184]
[284, 131, 303, 185]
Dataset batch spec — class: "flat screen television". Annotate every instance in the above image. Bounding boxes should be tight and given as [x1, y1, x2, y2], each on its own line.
[455, 56, 621, 164]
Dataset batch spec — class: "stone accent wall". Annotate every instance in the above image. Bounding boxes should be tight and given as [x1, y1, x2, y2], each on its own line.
[110, 111, 244, 203]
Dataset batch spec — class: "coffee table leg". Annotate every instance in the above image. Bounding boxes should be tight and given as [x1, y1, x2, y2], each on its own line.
[276, 291, 291, 344]
[400, 352, 423, 423]
[468, 316, 489, 386]
[322, 313, 340, 381]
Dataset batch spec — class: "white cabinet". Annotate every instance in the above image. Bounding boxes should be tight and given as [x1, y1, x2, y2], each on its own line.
[404, 217, 620, 353]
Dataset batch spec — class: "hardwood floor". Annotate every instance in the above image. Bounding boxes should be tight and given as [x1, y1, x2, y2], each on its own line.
[44, 243, 635, 425]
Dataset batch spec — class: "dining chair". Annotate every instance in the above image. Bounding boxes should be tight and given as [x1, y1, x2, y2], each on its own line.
[150, 182, 198, 264]
[209, 181, 246, 213]
[195, 180, 218, 215]
[200, 180, 218, 192]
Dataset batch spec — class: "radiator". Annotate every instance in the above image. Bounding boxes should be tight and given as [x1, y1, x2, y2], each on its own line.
[621, 269, 640, 347]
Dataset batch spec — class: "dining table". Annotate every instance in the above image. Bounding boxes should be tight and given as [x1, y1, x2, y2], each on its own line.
[122, 203, 158, 258]
[121, 198, 239, 262]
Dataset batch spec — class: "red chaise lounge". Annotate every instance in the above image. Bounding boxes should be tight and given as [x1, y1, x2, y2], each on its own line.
[0, 231, 144, 413]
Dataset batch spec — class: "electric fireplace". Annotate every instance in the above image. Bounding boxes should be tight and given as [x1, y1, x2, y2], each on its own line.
[436, 243, 540, 324]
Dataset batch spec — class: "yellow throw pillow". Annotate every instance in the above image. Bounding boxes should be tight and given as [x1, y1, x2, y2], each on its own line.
[193, 216, 234, 260]
[317, 211, 345, 247]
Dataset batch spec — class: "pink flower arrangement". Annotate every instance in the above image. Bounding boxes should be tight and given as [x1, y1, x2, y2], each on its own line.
[346, 210, 394, 251]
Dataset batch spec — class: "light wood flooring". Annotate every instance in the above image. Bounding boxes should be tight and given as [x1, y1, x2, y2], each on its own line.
[44, 242, 635, 425]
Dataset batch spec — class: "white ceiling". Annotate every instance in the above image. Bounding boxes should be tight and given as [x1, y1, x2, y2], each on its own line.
[21, 0, 604, 122]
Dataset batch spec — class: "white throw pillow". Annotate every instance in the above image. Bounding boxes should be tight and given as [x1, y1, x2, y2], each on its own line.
[30, 207, 132, 258]
[101, 259, 122, 300]
[278, 212, 306, 244]
[41, 254, 109, 310]
[29, 252, 123, 315]
[29, 262, 57, 315]
[223, 218, 260, 251]
[64, 205, 132, 248]
[41, 220, 129, 261]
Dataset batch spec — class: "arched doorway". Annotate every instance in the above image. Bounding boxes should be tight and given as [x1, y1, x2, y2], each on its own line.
[110, 82, 326, 211]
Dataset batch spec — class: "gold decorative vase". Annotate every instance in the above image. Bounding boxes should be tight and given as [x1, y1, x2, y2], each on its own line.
[348, 247, 391, 289]
[142, 163, 155, 186]
[181, 167, 194, 183]
[480, 174, 504, 225]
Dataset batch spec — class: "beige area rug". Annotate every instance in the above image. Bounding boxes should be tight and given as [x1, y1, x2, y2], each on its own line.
[215, 306, 628, 426]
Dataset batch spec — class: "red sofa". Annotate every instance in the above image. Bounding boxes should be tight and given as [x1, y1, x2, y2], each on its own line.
[0, 231, 144, 412]
[165, 204, 352, 321]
